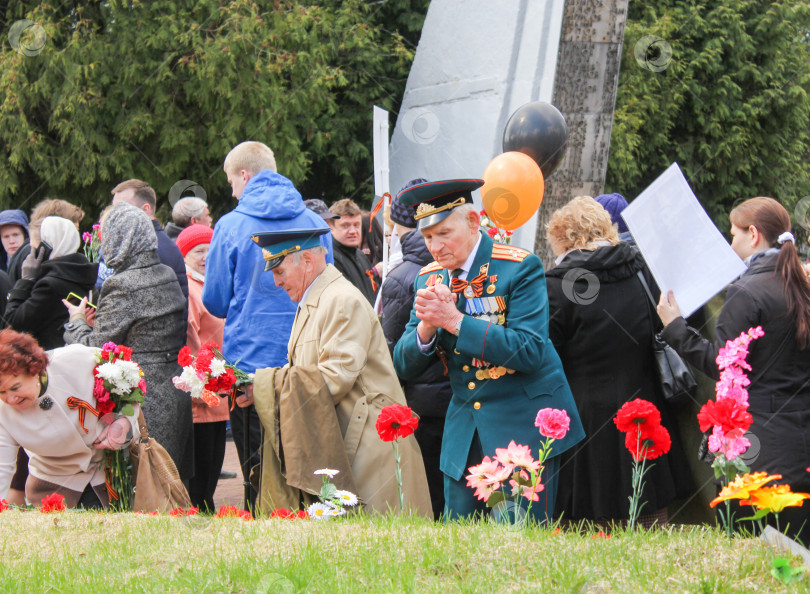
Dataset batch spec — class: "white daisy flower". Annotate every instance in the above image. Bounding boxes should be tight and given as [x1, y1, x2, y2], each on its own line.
[313, 468, 339, 478]
[327, 506, 346, 517]
[307, 502, 336, 520]
[333, 490, 358, 506]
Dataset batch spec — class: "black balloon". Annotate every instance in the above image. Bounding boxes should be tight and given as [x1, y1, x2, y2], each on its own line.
[502, 102, 568, 178]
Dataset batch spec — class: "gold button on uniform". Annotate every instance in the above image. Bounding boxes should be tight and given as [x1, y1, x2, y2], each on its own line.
[468, 382, 475, 390]
[462, 365, 470, 372]
[473, 402, 481, 410]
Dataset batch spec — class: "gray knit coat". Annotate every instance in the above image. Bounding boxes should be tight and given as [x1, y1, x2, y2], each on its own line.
[63, 204, 193, 480]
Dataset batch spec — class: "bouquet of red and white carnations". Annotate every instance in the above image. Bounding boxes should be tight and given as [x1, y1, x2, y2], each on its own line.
[93, 342, 146, 511]
[173, 342, 239, 407]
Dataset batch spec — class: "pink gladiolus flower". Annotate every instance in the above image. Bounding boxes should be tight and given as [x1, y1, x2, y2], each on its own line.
[535, 408, 570, 440]
[494, 441, 541, 473]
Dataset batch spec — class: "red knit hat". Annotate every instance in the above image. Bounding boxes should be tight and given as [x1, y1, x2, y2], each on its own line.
[176, 224, 214, 257]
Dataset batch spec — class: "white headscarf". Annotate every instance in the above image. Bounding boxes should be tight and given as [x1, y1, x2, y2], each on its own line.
[40, 216, 80, 259]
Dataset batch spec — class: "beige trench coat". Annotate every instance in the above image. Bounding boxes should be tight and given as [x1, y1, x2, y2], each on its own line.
[255, 265, 431, 516]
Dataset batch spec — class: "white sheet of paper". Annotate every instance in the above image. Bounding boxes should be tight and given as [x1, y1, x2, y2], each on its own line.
[621, 163, 746, 318]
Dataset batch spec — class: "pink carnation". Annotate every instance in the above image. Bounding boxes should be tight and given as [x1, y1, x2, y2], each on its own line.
[93, 376, 106, 400]
[535, 408, 570, 440]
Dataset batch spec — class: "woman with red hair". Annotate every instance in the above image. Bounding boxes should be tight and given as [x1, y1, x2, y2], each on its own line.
[0, 329, 137, 508]
[658, 197, 810, 541]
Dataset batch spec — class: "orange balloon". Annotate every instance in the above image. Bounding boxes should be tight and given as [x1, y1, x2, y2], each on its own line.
[481, 151, 544, 231]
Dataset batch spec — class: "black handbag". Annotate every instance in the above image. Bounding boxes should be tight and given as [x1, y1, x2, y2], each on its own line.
[637, 271, 698, 406]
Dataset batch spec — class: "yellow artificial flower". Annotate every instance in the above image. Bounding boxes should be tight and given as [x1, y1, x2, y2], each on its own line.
[742, 485, 810, 513]
[709, 472, 782, 508]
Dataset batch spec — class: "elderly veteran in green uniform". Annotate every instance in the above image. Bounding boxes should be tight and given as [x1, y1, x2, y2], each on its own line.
[235, 228, 431, 517]
[392, 179, 584, 521]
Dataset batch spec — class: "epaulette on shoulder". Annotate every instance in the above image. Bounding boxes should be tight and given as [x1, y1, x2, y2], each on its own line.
[418, 261, 444, 276]
[491, 243, 530, 263]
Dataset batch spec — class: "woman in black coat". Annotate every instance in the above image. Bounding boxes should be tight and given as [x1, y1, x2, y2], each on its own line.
[546, 196, 692, 527]
[658, 197, 810, 542]
[4, 216, 97, 350]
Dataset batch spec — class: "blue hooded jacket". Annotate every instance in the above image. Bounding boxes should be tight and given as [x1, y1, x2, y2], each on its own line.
[202, 170, 333, 373]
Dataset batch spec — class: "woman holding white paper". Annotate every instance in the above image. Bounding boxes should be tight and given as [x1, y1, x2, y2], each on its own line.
[657, 196, 810, 541]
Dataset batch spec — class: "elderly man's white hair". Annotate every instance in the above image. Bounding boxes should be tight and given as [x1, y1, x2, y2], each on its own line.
[172, 197, 208, 227]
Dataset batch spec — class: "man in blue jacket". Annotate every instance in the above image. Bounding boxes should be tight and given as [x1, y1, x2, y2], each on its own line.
[393, 179, 584, 522]
[202, 141, 332, 508]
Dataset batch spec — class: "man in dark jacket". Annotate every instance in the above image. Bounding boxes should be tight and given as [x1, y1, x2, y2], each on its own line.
[111, 179, 189, 300]
[328, 198, 378, 304]
[380, 182, 451, 520]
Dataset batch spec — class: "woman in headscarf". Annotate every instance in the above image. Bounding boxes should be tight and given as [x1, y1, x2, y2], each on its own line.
[62, 203, 193, 481]
[5, 216, 98, 350]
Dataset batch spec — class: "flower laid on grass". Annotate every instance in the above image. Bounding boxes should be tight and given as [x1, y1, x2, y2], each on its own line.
[169, 507, 199, 517]
[699, 327, 764, 535]
[270, 508, 309, 520]
[376, 404, 419, 511]
[40, 493, 66, 513]
[304, 469, 359, 521]
[173, 342, 237, 407]
[216, 505, 253, 520]
[93, 342, 146, 512]
[614, 399, 671, 530]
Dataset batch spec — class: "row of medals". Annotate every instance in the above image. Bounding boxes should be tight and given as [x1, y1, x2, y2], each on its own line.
[465, 268, 513, 381]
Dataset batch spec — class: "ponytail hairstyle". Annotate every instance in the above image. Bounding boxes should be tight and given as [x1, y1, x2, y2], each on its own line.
[730, 197, 810, 349]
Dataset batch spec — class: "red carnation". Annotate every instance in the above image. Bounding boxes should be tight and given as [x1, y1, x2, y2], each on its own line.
[697, 399, 753, 434]
[200, 341, 220, 354]
[487, 227, 498, 238]
[614, 399, 662, 435]
[625, 424, 671, 461]
[40, 492, 66, 513]
[138, 378, 147, 395]
[116, 345, 133, 361]
[375, 404, 419, 442]
[194, 349, 214, 372]
[96, 398, 115, 416]
[178, 346, 193, 367]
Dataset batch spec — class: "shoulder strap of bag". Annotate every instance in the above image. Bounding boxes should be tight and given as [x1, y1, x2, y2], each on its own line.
[635, 271, 790, 384]
[635, 270, 663, 342]
[636, 270, 657, 309]
[136, 407, 149, 441]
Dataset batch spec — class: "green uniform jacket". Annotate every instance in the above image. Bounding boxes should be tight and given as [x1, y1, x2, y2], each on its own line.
[393, 231, 585, 481]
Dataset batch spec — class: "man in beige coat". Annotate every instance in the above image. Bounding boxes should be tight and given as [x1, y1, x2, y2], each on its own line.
[237, 228, 431, 516]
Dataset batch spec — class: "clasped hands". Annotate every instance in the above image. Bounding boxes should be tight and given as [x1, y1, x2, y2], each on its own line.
[415, 283, 464, 343]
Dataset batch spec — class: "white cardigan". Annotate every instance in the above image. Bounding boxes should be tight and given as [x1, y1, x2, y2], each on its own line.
[0, 344, 139, 498]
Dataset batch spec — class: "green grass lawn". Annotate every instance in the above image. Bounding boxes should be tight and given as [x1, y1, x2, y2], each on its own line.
[0, 511, 804, 592]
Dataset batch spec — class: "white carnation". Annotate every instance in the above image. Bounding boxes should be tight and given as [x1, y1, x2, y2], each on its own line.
[209, 359, 226, 378]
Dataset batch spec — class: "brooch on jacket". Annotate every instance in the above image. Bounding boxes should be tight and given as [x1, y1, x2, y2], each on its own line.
[39, 397, 54, 411]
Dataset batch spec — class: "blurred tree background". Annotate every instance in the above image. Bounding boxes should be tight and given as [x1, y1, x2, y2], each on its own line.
[2, 0, 810, 239]
[606, 0, 810, 240]
[0, 0, 429, 222]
